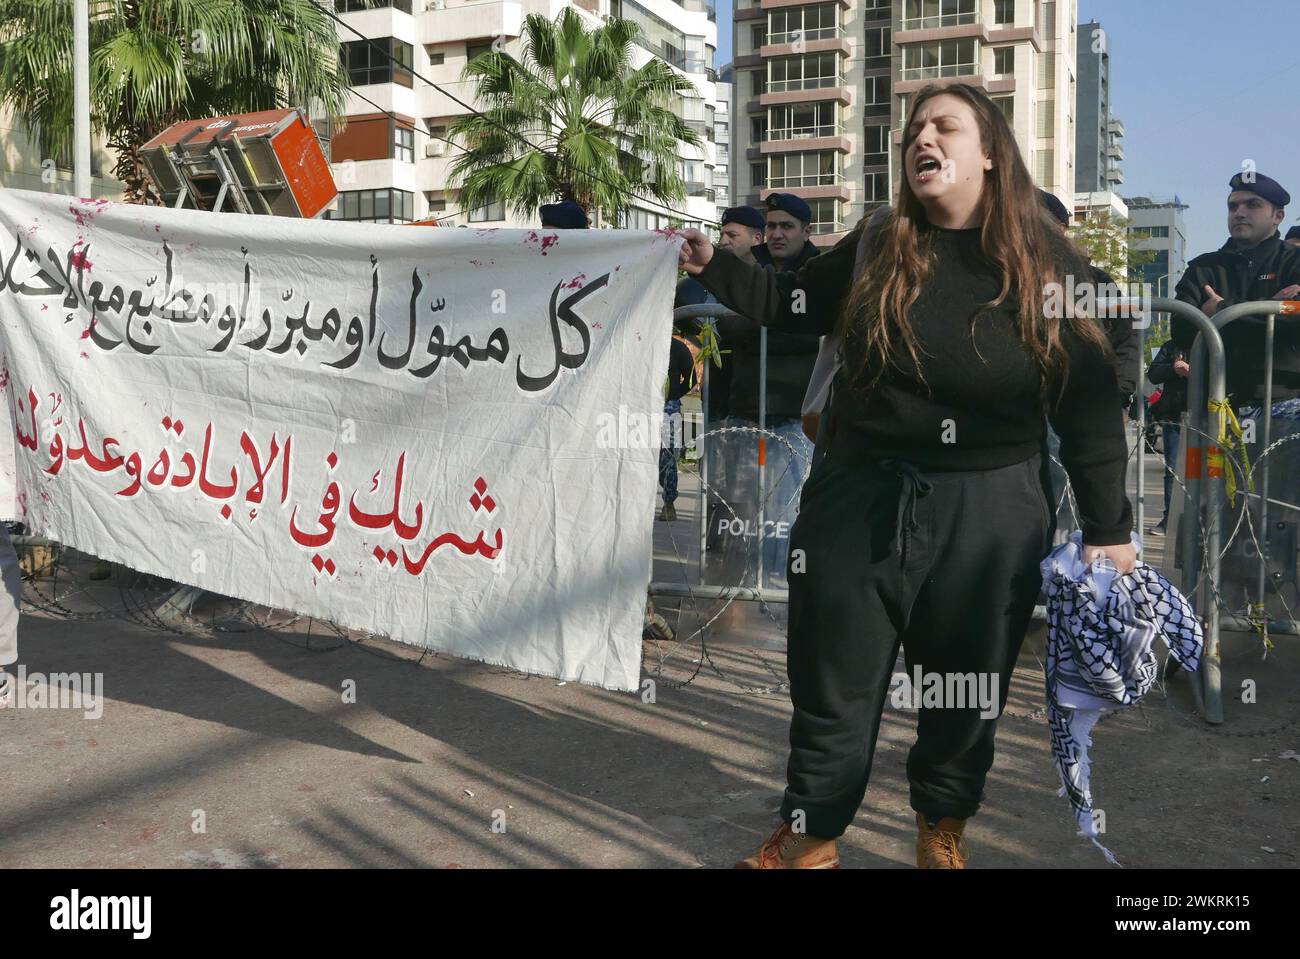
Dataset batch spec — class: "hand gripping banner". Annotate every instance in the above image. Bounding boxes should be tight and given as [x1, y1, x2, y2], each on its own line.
[0, 189, 681, 691]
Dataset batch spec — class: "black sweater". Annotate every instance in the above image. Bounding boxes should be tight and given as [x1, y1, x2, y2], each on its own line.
[695, 224, 1133, 546]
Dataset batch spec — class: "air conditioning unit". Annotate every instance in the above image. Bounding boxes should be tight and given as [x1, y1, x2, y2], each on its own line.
[424, 140, 447, 158]
[425, 0, 445, 10]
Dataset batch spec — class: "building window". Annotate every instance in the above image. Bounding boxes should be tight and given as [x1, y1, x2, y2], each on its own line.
[342, 37, 413, 87]
[1037, 99, 1054, 138]
[752, 24, 766, 50]
[864, 75, 890, 107]
[750, 162, 767, 188]
[618, 0, 696, 72]
[751, 117, 768, 142]
[427, 51, 445, 66]
[335, 0, 413, 13]
[865, 171, 888, 202]
[328, 188, 414, 223]
[1035, 148, 1055, 185]
[394, 125, 414, 163]
[768, 52, 840, 93]
[768, 4, 839, 45]
[1038, 50, 1056, 88]
[994, 0, 1014, 25]
[863, 0, 892, 19]
[806, 198, 841, 235]
[992, 95, 1014, 123]
[769, 101, 837, 140]
[468, 196, 506, 222]
[902, 38, 978, 81]
[993, 47, 1013, 76]
[752, 69, 767, 97]
[425, 196, 447, 212]
[466, 40, 495, 63]
[864, 124, 888, 164]
[863, 27, 891, 64]
[768, 150, 837, 188]
[901, 0, 977, 31]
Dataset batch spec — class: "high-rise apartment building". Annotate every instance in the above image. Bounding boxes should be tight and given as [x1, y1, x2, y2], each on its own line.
[1125, 195, 1189, 297]
[1074, 18, 1123, 193]
[715, 67, 733, 216]
[731, 0, 885, 246]
[327, 0, 723, 229]
[730, 0, 1078, 246]
[894, 0, 1077, 201]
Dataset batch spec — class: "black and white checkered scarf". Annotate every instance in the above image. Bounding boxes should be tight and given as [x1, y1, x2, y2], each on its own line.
[1040, 533, 1202, 865]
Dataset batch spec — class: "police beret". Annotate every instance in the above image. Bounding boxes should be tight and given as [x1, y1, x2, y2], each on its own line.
[1228, 172, 1291, 208]
[764, 192, 812, 224]
[539, 201, 589, 229]
[1286, 225, 1300, 241]
[1038, 189, 1070, 227]
[721, 205, 766, 230]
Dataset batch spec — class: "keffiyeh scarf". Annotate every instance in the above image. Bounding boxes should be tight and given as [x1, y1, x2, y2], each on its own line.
[1040, 533, 1203, 865]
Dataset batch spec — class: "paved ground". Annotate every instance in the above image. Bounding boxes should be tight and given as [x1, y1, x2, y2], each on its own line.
[1, 434, 1297, 868]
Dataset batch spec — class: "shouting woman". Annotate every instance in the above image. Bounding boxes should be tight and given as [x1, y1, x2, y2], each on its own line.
[677, 83, 1135, 869]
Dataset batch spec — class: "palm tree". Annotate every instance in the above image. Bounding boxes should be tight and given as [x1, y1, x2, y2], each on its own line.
[448, 7, 701, 225]
[0, 0, 351, 204]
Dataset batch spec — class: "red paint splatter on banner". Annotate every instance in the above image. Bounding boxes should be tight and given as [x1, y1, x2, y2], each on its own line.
[68, 198, 109, 227]
[80, 317, 97, 339]
[524, 231, 560, 255]
[80, 352, 88, 359]
[69, 247, 92, 272]
[563, 273, 587, 289]
[0, 369, 9, 390]
[591, 322, 603, 330]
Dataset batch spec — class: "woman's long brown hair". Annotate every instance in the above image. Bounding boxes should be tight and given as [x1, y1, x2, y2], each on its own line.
[839, 82, 1109, 399]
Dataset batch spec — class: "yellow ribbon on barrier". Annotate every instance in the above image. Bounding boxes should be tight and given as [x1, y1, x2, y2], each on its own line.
[1246, 602, 1274, 651]
[1206, 398, 1252, 506]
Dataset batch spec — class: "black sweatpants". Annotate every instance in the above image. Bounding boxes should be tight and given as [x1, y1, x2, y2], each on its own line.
[780, 450, 1053, 839]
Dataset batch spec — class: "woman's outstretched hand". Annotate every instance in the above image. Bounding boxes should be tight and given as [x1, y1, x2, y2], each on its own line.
[678, 229, 715, 276]
[1082, 541, 1138, 575]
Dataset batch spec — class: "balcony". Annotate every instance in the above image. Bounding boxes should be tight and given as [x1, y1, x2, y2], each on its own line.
[1107, 141, 1124, 161]
[761, 36, 852, 58]
[1106, 166, 1124, 185]
[759, 86, 852, 108]
[899, 62, 979, 82]
[763, 134, 852, 155]
[900, 10, 980, 31]
[417, 1, 523, 46]
[767, 26, 841, 44]
[768, 123, 841, 141]
[1108, 117, 1125, 137]
[766, 75, 845, 94]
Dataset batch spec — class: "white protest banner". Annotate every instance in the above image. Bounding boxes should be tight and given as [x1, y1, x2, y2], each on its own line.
[0, 188, 682, 691]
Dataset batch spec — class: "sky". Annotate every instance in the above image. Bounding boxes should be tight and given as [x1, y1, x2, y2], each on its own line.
[713, 0, 1300, 259]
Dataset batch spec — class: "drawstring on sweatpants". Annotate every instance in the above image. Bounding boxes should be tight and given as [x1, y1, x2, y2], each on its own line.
[879, 459, 933, 563]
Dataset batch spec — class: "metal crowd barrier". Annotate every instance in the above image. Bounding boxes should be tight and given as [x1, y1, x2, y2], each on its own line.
[650, 304, 794, 605]
[1179, 298, 1300, 723]
[657, 298, 1296, 730]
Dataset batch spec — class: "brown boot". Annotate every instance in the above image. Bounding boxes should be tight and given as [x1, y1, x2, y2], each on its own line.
[916, 812, 969, 869]
[735, 822, 839, 869]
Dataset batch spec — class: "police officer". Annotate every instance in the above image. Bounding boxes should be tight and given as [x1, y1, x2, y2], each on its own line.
[539, 200, 589, 229]
[1172, 173, 1300, 405]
